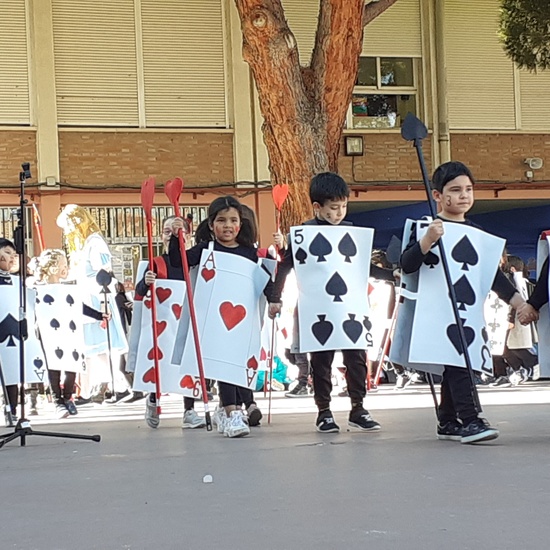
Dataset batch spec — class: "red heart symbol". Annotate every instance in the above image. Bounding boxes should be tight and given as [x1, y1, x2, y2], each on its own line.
[144, 299, 152, 310]
[172, 303, 182, 320]
[142, 367, 156, 384]
[219, 301, 246, 330]
[272, 183, 289, 210]
[180, 375, 195, 389]
[260, 348, 267, 361]
[156, 287, 172, 303]
[281, 327, 288, 339]
[247, 356, 258, 370]
[147, 347, 164, 361]
[156, 321, 167, 336]
[201, 267, 215, 282]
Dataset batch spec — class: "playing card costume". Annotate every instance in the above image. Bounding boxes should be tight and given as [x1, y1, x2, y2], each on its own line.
[169, 240, 273, 396]
[527, 232, 550, 377]
[393, 218, 518, 425]
[272, 219, 394, 417]
[0, 275, 48, 386]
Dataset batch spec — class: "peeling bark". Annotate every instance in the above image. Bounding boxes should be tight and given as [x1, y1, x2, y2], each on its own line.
[234, 0, 397, 230]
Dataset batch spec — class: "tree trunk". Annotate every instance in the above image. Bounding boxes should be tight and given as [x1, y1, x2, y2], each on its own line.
[234, 0, 398, 230]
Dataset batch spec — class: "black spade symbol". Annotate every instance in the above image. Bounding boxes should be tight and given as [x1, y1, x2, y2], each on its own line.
[311, 315, 334, 346]
[363, 316, 373, 332]
[33, 358, 43, 369]
[72, 350, 79, 361]
[309, 233, 332, 262]
[50, 319, 60, 330]
[342, 314, 362, 343]
[69, 320, 77, 332]
[338, 234, 357, 263]
[295, 247, 308, 265]
[55, 348, 64, 359]
[43, 294, 55, 305]
[66, 294, 75, 306]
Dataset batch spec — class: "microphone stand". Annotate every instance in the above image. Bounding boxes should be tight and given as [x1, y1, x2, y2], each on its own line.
[0, 163, 100, 449]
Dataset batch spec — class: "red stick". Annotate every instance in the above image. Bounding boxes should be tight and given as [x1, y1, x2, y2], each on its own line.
[165, 178, 212, 430]
[140, 177, 162, 415]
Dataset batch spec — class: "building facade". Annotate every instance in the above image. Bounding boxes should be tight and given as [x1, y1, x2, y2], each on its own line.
[1, 0, 549, 273]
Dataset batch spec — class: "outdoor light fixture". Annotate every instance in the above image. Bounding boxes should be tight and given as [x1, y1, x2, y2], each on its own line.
[345, 136, 364, 156]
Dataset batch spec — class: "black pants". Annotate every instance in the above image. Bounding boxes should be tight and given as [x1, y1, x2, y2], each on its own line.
[218, 381, 241, 407]
[438, 366, 478, 424]
[310, 349, 367, 411]
[295, 353, 310, 386]
[6, 384, 18, 415]
[504, 348, 538, 371]
[48, 370, 76, 402]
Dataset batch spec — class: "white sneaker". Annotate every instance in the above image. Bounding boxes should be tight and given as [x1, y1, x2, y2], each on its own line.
[532, 364, 541, 381]
[145, 397, 159, 429]
[224, 410, 250, 438]
[182, 409, 206, 429]
[212, 406, 227, 434]
[509, 371, 523, 387]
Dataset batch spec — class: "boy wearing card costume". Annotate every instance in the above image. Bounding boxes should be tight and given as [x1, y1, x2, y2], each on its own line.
[0, 238, 20, 423]
[399, 161, 527, 444]
[269, 173, 394, 433]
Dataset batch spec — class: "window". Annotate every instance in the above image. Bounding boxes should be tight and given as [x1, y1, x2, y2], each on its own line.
[348, 57, 418, 130]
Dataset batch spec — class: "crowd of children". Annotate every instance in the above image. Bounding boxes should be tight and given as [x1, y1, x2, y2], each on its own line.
[1, 162, 548, 445]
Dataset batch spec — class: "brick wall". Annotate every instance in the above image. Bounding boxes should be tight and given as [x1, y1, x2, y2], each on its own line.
[339, 133, 432, 185]
[451, 133, 550, 184]
[58, 131, 235, 188]
[0, 131, 37, 187]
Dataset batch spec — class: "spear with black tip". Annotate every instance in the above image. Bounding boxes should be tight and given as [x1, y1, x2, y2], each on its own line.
[400, 113, 481, 414]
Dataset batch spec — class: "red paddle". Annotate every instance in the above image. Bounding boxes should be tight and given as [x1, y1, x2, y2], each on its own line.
[164, 177, 212, 430]
[140, 177, 162, 415]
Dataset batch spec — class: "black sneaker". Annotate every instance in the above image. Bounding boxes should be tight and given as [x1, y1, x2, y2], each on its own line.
[126, 392, 146, 403]
[285, 384, 309, 398]
[348, 408, 381, 432]
[489, 376, 511, 388]
[437, 419, 463, 441]
[74, 396, 92, 406]
[65, 400, 78, 416]
[316, 410, 340, 433]
[461, 417, 499, 444]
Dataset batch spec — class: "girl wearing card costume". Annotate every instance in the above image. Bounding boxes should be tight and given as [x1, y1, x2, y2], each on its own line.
[270, 173, 394, 434]
[56, 205, 128, 402]
[136, 215, 207, 430]
[398, 162, 525, 444]
[32, 249, 108, 418]
[169, 196, 276, 438]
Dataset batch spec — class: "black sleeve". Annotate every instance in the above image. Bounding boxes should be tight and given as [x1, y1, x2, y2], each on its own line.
[82, 303, 103, 321]
[270, 241, 295, 303]
[400, 227, 426, 274]
[527, 257, 549, 310]
[491, 269, 518, 304]
[168, 237, 206, 269]
[135, 274, 150, 298]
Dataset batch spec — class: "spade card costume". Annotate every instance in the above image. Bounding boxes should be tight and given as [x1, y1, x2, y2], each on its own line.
[0, 275, 47, 385]
[529, 232, 550, 377]
[393, 219, 516, 376]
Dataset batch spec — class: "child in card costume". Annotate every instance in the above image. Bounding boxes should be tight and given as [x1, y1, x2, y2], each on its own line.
[134, 215, 207, 430]
[523, 232, 550, 376]
[168, 196, 275, 438]
[32, 249, 107, 418]
[56, 205, 128, 402]
[269, 173, 394, 433]
[396, 162, 525, 444]
[0, 238, 48, 425]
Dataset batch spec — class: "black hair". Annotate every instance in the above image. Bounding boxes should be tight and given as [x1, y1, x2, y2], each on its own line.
[0, 238, 16, 251]
[194, 219, 212, 244]
[309, 172, 350, 205]
[507, 255, 525, 272]
[240, 204, 259, 244]
[431, 161, 476, 193]
[207, 196, 255, 248]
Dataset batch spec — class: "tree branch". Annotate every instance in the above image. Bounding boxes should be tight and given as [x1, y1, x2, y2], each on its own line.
[363, 0, 399, 26]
